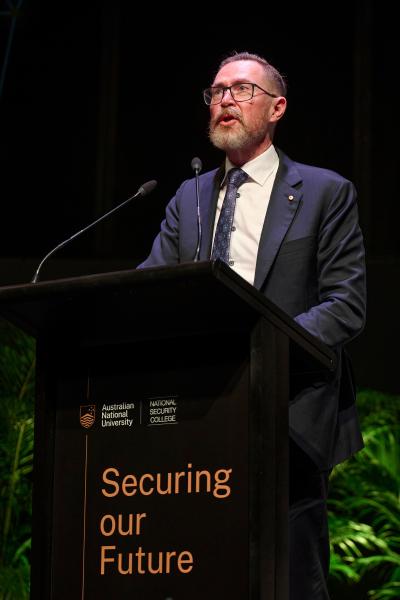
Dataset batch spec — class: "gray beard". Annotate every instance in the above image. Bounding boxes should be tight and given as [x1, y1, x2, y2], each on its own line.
[209, 119, 268, 153]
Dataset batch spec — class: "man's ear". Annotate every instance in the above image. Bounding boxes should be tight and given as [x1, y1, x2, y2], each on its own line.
[270, 96, 287, 122]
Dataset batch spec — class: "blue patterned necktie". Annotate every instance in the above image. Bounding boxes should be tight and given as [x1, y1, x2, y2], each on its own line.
[211, 167, 248, 264]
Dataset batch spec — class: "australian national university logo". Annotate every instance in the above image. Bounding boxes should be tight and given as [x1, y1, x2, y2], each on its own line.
[80, 405, 96, 429]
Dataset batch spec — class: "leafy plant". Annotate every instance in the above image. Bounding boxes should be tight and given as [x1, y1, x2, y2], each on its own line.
[0, 319, 35, 600]
[328, 389, 400, 598]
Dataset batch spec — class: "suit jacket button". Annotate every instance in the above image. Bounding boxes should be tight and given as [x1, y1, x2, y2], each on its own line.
[288, 195, 294, 201]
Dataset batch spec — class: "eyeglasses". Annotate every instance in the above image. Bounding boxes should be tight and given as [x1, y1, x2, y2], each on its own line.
[203, 82, 278, 105]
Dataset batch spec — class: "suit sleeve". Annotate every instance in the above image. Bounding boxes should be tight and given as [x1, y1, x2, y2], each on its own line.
[293, 180, 366, 347]
[137, 182, 186, 268]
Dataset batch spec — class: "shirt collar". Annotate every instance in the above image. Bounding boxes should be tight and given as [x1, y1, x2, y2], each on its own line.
[222, 144, 279, 187]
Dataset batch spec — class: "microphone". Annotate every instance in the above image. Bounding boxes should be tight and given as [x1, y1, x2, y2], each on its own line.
[31, 180, 158, 283]
[191, 157, 202, 261]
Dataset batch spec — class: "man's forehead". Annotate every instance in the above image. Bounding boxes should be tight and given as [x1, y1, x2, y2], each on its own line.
[213, 60, 266, 85]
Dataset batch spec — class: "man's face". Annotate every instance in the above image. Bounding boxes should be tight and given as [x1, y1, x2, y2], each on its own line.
[208, 60, 281, 155]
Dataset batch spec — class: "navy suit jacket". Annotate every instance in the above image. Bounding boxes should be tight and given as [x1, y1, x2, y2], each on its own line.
[139, 149, 367, 469]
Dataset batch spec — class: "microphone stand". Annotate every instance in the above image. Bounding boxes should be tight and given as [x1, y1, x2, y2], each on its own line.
[191, 157, 202, 262]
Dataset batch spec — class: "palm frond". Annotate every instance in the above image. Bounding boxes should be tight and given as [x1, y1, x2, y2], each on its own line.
[329, 518, 389, 558]
[0, 320, 35, 595]
[328, 389, 400, 596]
[368, 582, 400, 599]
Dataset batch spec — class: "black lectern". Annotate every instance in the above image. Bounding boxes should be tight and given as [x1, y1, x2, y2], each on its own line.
[0, 261, 335, 600]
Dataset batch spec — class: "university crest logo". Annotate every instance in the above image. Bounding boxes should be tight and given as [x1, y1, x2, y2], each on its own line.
[80, 405, 96, 429]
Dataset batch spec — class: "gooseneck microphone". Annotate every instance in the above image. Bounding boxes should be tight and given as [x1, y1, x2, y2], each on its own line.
[191, 157, 202, 261]
[31, 180, 157, 284]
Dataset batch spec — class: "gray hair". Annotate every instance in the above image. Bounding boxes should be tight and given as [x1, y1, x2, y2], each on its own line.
[218, 51, 287, 97]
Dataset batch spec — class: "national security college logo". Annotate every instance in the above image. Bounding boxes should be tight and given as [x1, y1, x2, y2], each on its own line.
[80, 405, 96, 429]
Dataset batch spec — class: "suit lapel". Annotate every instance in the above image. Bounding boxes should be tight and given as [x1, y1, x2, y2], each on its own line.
[199, 166, 224, 261]
[253, 153, 303, 290]
[198, 153, 303, 289]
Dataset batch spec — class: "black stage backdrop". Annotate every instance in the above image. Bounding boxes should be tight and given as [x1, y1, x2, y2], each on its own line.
[0, 1, 399, 392]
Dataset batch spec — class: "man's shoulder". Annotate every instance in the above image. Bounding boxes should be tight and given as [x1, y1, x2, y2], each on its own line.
[277, 148, 352, 187]
[295, 161, 351, 186]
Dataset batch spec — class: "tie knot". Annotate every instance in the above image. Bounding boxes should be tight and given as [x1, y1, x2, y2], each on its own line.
[226, 167, 248, 189]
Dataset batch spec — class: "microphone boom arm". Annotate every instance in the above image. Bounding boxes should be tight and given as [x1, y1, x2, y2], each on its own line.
[31, 180, 157, 283]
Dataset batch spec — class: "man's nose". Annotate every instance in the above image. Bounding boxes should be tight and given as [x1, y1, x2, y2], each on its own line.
[221, 88, 236, 106]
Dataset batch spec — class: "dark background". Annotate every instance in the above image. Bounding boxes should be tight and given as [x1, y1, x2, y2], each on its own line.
[0, 1, 399, 393]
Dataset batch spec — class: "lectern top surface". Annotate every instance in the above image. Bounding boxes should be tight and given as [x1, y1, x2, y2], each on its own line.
[0, 260, 335, 371]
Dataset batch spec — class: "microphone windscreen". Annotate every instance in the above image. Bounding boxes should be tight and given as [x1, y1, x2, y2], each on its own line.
[191, 157, 202, 174]
[139, 180, 158, 196]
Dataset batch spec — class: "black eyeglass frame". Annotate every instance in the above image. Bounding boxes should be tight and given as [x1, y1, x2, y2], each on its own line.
[203, 82, 279, 105]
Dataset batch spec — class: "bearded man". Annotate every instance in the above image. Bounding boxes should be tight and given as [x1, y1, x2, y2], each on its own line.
[139, 51, 366, 600]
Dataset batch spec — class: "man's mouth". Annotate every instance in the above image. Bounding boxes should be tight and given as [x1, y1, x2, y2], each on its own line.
[216, 112, 241, 126]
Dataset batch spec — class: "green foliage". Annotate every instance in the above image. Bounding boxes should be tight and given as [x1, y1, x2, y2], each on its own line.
[0, 319, 35, 599]
[328, 389, 400, 598]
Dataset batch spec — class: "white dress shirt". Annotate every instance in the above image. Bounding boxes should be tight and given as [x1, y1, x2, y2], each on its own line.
[212, 145, 279, 285]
